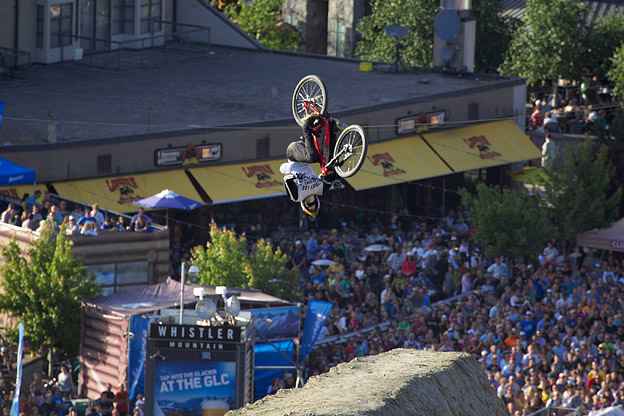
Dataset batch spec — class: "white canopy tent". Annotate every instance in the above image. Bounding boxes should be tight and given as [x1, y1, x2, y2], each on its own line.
[577, 217, 624, 253]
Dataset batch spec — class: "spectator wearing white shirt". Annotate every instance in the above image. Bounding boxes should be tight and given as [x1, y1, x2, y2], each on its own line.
[541, 241, 559, 265]
[410, 240, 425, 261]
[486, 256, 506, 280]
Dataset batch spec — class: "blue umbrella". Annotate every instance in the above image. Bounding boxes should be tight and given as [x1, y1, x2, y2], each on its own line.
[133, 189, 203, 227]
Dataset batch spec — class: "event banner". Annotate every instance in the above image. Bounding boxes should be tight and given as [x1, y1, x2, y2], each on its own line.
[299, 300, 333, 363]
[154, 360, 236, 416]
[249, 306, 299, 341]
[10, 323, 23, 416]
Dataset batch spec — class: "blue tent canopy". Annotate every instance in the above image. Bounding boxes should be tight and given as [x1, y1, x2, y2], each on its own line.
[0, 157, 35, 186]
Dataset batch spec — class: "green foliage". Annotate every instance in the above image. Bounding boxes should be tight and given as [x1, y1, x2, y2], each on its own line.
[610, 108, 624, 142]
[355, 0, 439, 68]
[191, 224, 299, 300]
[609, 43, 624, 103]
[472, 0, 517, 73]
[223, 0, 301, 51]
[500, 0, 588, 85]
[192, 223, 249, 288]
[248, 239, 299, 301]
[585, 15, 624, 80]
[459, 183, 555, 260]
[539, 140, 622, 249]
[0, 227, 101, 354]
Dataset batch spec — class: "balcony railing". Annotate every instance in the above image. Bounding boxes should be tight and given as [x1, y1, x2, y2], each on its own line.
[61, 20, 211, 71]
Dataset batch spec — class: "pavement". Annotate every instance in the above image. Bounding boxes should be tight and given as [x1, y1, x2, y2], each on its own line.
[0, 46, 500, 145]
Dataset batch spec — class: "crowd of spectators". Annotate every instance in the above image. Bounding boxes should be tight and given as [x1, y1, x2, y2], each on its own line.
[528, 76, 616, 136]
[268, 208, 624, 415]
[0, 191, 153, 236]
[17, 369, 139, 416]
[2, 188, 624, 415]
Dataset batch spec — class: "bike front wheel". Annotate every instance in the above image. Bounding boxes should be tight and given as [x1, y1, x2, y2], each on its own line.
[292, 75, 328, 127]
[333, 125, 367, 178]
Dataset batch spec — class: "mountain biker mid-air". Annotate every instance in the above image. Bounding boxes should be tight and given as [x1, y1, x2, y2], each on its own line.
[280, 115, 340, 218]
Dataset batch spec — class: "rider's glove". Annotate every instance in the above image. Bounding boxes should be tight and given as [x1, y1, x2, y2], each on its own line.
[303, 115, 321, 131]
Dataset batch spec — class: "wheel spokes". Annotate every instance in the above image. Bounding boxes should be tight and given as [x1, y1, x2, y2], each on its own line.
[296, 81, 324, 118]
[337, 130, 364, 172]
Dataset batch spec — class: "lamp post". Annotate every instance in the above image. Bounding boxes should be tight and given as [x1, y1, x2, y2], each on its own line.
[179, 261, 199, 324]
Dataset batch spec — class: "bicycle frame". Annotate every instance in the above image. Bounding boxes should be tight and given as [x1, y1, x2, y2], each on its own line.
[301, 101, 341, 175]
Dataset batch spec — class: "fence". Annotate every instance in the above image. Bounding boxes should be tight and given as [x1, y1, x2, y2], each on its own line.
[0, 47, 31, 77]
[526, 406, 590, 416]
[61, 20, 211, 71]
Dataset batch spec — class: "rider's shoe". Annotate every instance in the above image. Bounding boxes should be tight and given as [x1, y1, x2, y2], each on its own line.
[319, 171, 336, 185]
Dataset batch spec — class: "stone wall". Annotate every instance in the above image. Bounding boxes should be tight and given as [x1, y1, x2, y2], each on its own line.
[230, 349, 508, 416]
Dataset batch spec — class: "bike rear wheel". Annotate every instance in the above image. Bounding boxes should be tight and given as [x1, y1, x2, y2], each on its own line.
[292, 75, 328, 127]
[333, 125, 367, 178]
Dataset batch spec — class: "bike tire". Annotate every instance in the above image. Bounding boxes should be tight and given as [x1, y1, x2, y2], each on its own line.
[291, 75, 328, 127]
[333, 125, 367, 178]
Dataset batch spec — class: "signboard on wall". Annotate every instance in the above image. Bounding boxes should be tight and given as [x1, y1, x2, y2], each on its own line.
[155, 143, 222, 167]
[396, 110, 446, 134]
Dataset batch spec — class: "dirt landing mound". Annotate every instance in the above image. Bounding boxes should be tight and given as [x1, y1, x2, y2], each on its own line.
[230, 349, 508, 416]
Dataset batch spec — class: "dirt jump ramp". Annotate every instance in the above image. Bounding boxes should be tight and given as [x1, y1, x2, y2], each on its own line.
[230, 349, 508, 416]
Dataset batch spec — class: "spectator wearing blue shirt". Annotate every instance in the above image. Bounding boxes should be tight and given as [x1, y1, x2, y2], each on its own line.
[310, 267, 324, 285]
[518, 310, 536, 340]
[306, 231, 319, 262]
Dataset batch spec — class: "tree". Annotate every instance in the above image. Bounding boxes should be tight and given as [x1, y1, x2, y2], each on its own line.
[0, 226, 101, 356]
[539, 139, 622, 253]
[223, 0, 301, 51]
[472, 0, 517, 73]
[609, 42, 624, 104]
[500, 0, 587, 103]
[610, 108, 624, 142]
[355, 0, 439, 68]
[191, 223, 299, 300]
[585, 15, 624, 81]
[355, 0, 516, 72]
[191, 222, 249, 288]
[248, 239, 299, 300]
[459, 183, 556, 263]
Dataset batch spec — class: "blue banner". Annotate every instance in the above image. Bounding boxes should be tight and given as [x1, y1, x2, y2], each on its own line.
[10, 323, 24, 416]
[0, 101, 4, 129]
[250, 306, 299, 341]
[299, 300, 333, 364]
[128, 315, 149, 400]
[154, 360, 236, 416]
[253, 341, 294, 402]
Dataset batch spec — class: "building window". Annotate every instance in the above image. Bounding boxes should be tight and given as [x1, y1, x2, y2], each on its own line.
[36, 6, 44, 48]
[49, 3, 73, 48]
[256, 137, 270, 159]
[140, 0, 162, 34]
[97, 154, 112, 174]
[468, 103, 479, 121]
[113, 0, 135, 35]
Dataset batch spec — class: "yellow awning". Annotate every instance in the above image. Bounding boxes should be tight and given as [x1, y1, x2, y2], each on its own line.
[344, 135, 453, 191]
[420, 119, 541, 172]
[52, 170, 203, 213]
[188, 159, 286, 204]
[0, 184, 38, 200]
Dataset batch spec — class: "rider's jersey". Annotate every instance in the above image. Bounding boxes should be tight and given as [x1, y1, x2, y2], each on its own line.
[280, 161, 323, 203]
